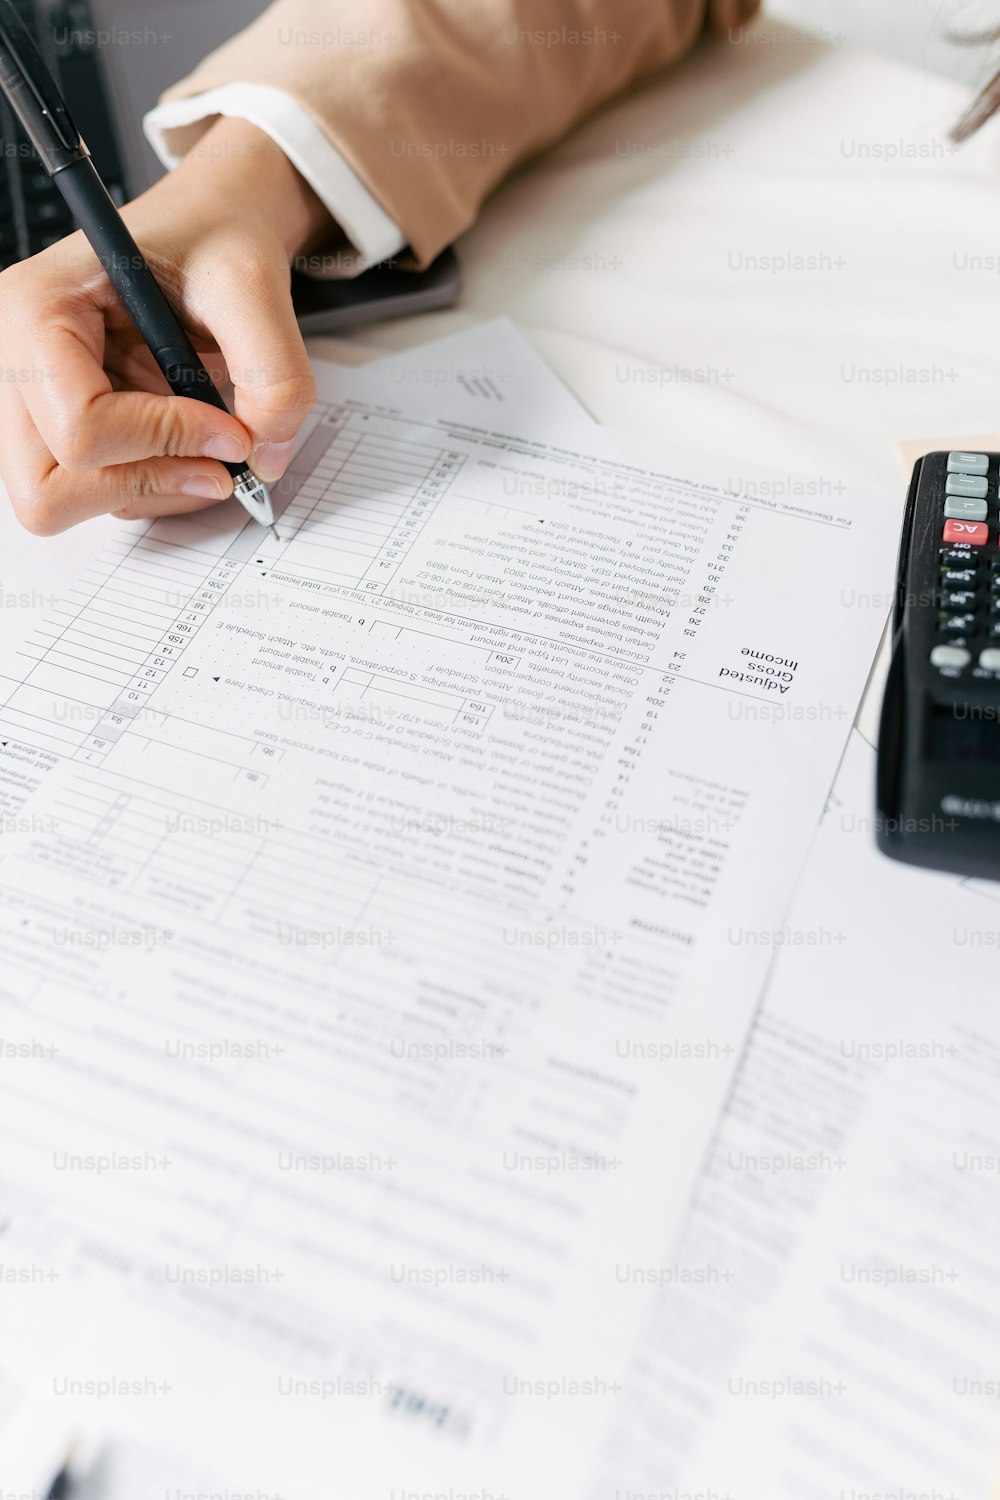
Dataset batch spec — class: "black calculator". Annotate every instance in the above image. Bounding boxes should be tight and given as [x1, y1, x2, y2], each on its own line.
[877, 450, 1000, 879]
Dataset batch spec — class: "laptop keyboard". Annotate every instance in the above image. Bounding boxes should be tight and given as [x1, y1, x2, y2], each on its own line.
[0, 0, 126, 266]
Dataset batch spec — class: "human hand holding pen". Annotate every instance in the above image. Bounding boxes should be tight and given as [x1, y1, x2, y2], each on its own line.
[0, 115, 329, 534]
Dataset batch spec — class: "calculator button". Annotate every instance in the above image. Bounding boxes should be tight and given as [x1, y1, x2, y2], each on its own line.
[939, 590, 977, 609]
[947, 452, 989, 476]
[944, 496, 988, 520]
[979, 649, 1000, 671]
[943, 520, 989, 545]
[946, 474, 989, 499]
[931, 644, 972, 669]
[938, 613, 977, 634]
[941, 547, 977, 565]
[940, 568, 978, 587]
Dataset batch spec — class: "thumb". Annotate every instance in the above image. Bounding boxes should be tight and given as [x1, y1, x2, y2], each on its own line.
[209, 264, 316, 483]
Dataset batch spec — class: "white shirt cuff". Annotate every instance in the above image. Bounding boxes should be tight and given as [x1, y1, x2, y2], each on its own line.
[142, 82, 406, 276]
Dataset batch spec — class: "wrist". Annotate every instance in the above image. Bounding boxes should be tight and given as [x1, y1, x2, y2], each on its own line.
[168, 115, 333, 260]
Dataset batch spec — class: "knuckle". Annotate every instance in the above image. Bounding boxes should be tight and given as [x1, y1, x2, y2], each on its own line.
[51, 415, 100, 472]
[272, 368, 317, 415]
[149, 400, 189, 459]
[112, 465, 161, 515]
[134, 464, 162, 501]
[11, 487, 66, 537]
[246, 366, 317, 423]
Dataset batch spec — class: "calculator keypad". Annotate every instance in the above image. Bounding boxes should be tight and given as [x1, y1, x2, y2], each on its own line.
[935, 454, 1000, 674]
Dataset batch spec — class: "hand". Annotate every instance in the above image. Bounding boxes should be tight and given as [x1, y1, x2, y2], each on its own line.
[0, 115, 332, 534]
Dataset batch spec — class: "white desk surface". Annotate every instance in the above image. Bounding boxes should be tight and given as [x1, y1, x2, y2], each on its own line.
[333, 18, 997, 490]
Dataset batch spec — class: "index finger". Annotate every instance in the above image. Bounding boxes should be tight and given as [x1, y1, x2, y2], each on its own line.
[0, 375, 240, 534]
[13, 313, 252, 473]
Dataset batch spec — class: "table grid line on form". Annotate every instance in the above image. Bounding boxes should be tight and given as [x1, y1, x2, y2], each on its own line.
[270, 412, 467, 595]
[1, 408, 466, 771]
[0, 410, 353, 766]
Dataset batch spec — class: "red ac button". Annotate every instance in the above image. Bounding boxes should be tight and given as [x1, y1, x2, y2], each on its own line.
[942, 520, 989, 546]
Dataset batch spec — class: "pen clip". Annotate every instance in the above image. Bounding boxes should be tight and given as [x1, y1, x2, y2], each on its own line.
[0, 0, 83, 160]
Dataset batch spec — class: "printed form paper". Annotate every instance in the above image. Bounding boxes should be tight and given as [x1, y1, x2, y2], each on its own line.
[0, 324, 900, 1498]
[595, 728, 1000, 1500]
[0, 320, 592, 674]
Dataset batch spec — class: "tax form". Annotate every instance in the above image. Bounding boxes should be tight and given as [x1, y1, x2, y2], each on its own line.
[595, 729, 1000, 1500]
[0, 323, 901, 1498]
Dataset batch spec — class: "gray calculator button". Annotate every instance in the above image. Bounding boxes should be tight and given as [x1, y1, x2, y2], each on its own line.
[944, 496, 988, 520]
[945, 473, 989, 498]
[948, 451, 989, 475]
[930, 645, 971, 669]
[979, 648, 1000, 671]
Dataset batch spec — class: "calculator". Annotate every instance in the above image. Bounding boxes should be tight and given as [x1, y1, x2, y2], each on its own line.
[877, 450, 1000, 878]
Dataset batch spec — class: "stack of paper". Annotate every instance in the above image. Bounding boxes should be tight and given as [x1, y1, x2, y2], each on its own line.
[596, 727, 1000, 1500]
[0, 322, 909, 1497]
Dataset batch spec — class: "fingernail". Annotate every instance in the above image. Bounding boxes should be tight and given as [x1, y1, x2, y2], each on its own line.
[205, 433, 248, 463]
[182, 475, 226, 499]
[252, 439, 295, 482]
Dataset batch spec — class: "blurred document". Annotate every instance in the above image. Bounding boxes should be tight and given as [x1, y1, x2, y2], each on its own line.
[597, 728, 1000, 1500]
[0, 325, 899, 1498]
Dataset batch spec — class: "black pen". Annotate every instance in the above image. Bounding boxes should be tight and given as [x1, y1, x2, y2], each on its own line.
[44, 1463, 72, 1500]
[0, 0, 279, 538]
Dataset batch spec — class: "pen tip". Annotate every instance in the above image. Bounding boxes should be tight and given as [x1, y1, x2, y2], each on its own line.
[268, 524, 280, 543]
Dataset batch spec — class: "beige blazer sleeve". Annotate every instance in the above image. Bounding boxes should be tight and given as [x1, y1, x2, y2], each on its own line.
[158, 0, 760, 268]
